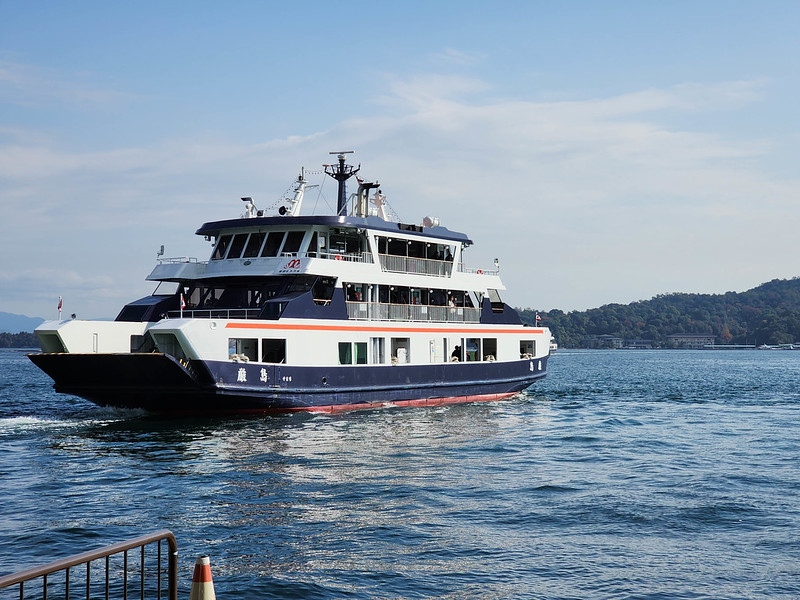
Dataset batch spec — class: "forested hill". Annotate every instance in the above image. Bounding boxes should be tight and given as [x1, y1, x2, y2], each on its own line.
[519, 277, 800, 348]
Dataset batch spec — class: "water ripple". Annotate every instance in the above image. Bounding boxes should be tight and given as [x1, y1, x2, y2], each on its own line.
[1, 349, 800, 598]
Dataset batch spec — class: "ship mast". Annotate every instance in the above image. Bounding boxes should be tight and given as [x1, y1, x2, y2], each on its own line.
[324, 151, 360, 216]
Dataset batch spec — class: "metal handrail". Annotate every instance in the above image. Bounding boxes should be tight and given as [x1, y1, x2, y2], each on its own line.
[167, 308, 262, 319]
[157, 256, 205, 265]
[377, 253, 453, 277]
[346, 301, 481, 323]
[0, 529, 178, 600]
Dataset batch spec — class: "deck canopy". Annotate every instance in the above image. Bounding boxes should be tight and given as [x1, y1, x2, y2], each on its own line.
[195, 215, 473, 246]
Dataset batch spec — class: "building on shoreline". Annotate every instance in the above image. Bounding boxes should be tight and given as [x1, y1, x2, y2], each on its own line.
[666, 333, 716, 349]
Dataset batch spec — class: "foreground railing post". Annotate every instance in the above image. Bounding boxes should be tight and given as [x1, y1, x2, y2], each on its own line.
[168, 539, 178, 600]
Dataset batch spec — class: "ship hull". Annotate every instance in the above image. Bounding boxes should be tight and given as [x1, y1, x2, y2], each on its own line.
[28, 352, 548, 415]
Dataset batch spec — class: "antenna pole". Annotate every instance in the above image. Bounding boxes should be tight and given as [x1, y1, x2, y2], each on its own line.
[324, 151, 359, 215]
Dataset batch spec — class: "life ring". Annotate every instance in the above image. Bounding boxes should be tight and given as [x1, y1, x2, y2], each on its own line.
[335, 255, 342, 261]
[477, 269, 483, 274]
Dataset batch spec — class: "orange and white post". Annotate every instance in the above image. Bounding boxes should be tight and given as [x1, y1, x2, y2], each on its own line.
[189, 555, 216, 600]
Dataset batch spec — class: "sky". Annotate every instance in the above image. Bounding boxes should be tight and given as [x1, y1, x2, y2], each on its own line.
[2, 1, 799, 320]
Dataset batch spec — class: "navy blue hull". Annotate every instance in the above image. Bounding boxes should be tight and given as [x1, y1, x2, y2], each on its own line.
[28, 352, 548, 415]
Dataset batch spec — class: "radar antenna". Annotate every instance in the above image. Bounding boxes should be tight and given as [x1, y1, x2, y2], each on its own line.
[324, 151, 360, 216]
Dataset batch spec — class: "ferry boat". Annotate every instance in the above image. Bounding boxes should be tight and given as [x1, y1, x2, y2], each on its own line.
[28, 153, 551, 415]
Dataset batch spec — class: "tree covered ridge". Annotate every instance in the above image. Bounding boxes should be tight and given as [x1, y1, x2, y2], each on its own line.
[519, 277, 800, 348]
[0, 332, 40, 348]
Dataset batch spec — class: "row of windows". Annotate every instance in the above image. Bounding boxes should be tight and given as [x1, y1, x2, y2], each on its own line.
[376, 236, 455, 261]
[212, 229, 460, 263]
[213, 231, 306, 260]
[229, 338, 286, 363]
[212, 229, 372, 261]
[344, 282, 481, 307]
[227, 337, 536, 365]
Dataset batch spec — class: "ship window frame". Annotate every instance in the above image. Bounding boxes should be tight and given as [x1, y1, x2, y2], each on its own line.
[370, 337, 385, 364]
[261, 231, 286, 257]
[483, 338, 497, 361]
[354, 342, 367, 364]
[152, 281, 179, 296]
[261, 338, 286, 363]
[307, 232, 319, 257]
[520, 340, 535, 358]
[229, 337, 257, 361]
[337, 342, 368, 365]
[282, 231, 305, 255]
[338, 342, 353, 365]
[313, 277, 336, 305]
[465, 337, 481, 362]
[226, 233, 249, 259]
[242, 232, 266, 258]
[212, 234, 233, 260]
[391, 337, 410, 364]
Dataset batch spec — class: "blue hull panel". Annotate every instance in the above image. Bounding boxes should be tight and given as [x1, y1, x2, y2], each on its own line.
[28, 352, 548, 415]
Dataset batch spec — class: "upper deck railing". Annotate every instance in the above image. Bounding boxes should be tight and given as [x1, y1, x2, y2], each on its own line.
[306, 250, 373, 263]
[157, 256, 205, 264]
[156, 251, 497, 278]
[378, 254, 453, 277]
[167, 308, 262, 320]
[346, 301, 481, 323]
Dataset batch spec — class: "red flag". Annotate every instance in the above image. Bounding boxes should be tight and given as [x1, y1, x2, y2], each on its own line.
[180, 293, 186, 310]
[535, 312, 541, 322]
[58, 297, 63, 310]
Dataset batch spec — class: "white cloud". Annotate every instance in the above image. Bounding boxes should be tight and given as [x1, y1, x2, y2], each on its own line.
[2, 74, 797, 318]
[0, 59, 137, 107]
[431, 48, 485, 66]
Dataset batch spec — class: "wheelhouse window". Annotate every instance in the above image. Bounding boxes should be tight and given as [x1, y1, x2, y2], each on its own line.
[212, 235, 232, 260]
[261, 231, 286, 257]
[282, 231, 305, 255]
[243, 232, 266, 258]
[307, 232, 319, 257]
[226, 234, 249, 259]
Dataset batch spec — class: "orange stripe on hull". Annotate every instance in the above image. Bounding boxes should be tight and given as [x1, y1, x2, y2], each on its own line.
[225, 322, 544, 335]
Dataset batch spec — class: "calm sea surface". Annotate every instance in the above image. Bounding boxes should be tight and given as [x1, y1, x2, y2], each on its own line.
[1, 348, 799, 599]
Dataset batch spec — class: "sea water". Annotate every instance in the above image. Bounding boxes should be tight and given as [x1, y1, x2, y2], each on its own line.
[1, 348, 799, 599]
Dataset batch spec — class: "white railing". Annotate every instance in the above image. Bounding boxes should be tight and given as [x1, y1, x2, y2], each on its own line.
[457, 264, 499, 275]
[158, 256, 206, 264]
[378, 254, 453, 277]
[167, 308, 262, 319]
[310, 251, 373, 264]
[346, 301, 481, 323]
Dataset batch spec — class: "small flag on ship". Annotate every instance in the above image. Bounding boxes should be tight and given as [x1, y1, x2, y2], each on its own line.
[58, 296, 63, 319]
[180, 292, 185, 317]
[535, 313, 541, 323]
